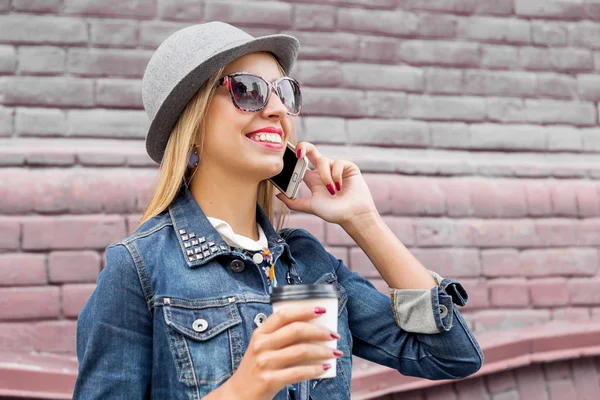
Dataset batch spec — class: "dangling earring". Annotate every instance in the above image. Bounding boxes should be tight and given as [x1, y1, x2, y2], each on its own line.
[187, 148, 199, 169]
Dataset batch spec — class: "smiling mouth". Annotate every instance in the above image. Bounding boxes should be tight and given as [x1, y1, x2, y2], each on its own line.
[246, 132, 283, 144]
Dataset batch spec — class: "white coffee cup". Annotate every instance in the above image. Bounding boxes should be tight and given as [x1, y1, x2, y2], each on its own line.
[270, 284, 340, 379]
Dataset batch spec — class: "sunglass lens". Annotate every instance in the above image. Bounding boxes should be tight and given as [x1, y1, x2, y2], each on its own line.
[277, 79, 301, 115]
[230, 75, 268, 111]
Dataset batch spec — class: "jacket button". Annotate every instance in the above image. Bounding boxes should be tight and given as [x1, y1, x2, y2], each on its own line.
[192, 319, 208, 332]
[254, 313, 267, 327]
[230, 259, 245, 273]
[439, 304, 448, 319]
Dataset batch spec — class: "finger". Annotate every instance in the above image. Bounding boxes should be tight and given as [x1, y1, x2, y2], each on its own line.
[266, 363, 332, 389]
[257, 304, 327, 335]
[330, 160, 346, 192]
[296, 142, 321, 171]
[262, 320, 336, 351]
[316, 156, 336, 196]
[276, 193, 312, 214]
[259, 343, 341, 370]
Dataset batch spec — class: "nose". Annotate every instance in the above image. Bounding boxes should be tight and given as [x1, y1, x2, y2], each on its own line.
[260, 85, 288, 120]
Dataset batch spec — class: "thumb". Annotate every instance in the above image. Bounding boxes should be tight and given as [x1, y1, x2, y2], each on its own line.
[276, 193, 311, 213]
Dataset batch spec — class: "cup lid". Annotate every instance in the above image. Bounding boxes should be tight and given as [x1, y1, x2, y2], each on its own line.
[270, 284, 340, 303]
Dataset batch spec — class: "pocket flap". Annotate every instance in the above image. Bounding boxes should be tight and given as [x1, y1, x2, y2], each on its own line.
[163, 298, 242, 341]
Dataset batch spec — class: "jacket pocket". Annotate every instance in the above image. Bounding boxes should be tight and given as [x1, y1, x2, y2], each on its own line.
[161, 296, 243, 394]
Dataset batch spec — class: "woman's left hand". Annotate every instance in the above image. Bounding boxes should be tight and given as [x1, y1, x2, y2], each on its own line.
[275, 142, 379, 226]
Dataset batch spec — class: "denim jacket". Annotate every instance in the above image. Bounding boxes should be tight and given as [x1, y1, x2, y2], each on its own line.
[74, 186, 483, 400]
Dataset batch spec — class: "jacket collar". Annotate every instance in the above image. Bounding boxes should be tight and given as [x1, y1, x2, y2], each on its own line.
[168, 185, 290, 268]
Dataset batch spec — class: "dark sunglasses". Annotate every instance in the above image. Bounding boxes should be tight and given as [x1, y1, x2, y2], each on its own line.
[215, 72, 302, 116]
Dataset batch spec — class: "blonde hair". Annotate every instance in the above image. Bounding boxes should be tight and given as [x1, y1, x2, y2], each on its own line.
[138, 63, 293, 232]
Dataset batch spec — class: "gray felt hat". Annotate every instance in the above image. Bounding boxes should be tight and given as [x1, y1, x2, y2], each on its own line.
[141, 21, 300, 164]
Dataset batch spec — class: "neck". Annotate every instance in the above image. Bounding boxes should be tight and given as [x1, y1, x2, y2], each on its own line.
[189, 163, 260, 241]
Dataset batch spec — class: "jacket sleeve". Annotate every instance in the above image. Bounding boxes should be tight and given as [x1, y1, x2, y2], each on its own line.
[285, 228, 483, 381]
[73, 243, 153, 399]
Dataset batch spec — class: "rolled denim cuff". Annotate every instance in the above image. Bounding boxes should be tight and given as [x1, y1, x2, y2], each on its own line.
[389, 270, 468, 334]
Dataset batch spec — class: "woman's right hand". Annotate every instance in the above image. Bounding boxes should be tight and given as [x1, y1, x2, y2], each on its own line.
[226, 305, 342, 400]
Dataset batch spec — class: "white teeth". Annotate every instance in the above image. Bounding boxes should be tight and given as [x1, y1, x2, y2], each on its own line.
[249, 133, 282, 144]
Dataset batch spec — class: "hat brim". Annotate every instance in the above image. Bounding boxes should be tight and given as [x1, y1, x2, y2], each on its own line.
[145, 34, 300, 164]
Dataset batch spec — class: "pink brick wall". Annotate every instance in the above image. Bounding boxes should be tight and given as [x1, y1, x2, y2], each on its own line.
[1, 0, 600, 398]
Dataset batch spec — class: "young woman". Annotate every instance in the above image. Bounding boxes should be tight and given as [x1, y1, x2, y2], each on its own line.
[74, 22, 483, 400]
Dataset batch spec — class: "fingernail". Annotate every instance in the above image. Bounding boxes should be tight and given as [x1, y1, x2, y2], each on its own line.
[335, 182, 341, 192]
[296, 149, 302, 158]
[330, 332, 340, 339]
[333, 350, 343, 357]
[323, 364, 331, 371]
[314, 307, 326, 315]
[326, 184, 335, 196]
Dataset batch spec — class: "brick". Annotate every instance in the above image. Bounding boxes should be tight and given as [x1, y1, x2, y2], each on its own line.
[582, 128, 600, 151]
[337, 8, 418, 36]
[481, 249, 522, 277]
[364, 92, 407, 118]
[357, 36, 397, 63]
[520, 47, 553, 71]
[535, 219, 576, 246]
[48, 251, 100, 283]
[0, 218, 20, 250]
[578, 74, 600, 101]
[457, 17, 531, 44]
[31, 320, 77, 354]
[525, 181, 553, 216]
[545, 361, 572, 381]
[525, 99, 596, 126]
[522, 249, 598, 277]
[12, 0, 61, 12]
[282, 31, 359, 61]
[22, 215, 126, 250]
[455, 377, 490, 400]
[325, 247, 348, 266]
[205, 1, 292, 28]
[0, 323, 34, 352]
[551, 48, 595, 72]
[425, 385, 456, 400]
[417, 13, 457, 38]
[89, 19, 138, 48]
[390, 177, 445, 216]
[570, 22, 600, 49]
[0, 254, 46, 286]
[0, 77, 93, 107]
[382, 217, 415, 246]
[473, 219, 540, 248]
[62, 284, 96, 318]
[95, 79, 143, 108]
[15, 108, 67, 136]
[68, 109, 148, 139]
[0, 170, 34, 214]
[532, 21, 568, 46]
[410, 248, 481, 278]
[414, 219, 473, 247]
[0, 46, 15, 74]
[517, 364, 548, 400]
[469, 179, 527, 218]
[0, 287, 60, 320]
[572, 358, 600, 399]
[489, 279, 529, 307]
[576, 183, 600, 216]
[515, 0, 585, 19]
[464, 70, 536, 97]
[138, 21, 190, 49]
[439, 179, 471, 217]
[299, 117, 346, 144]
[548, 380, 577, 400]
[342, 64, 423, 92]
[293, 4, 335, 30]
[425, 68, 462, 94]
[126, 215, 142, 236]
[0, 106, 13, 137]
[294, 61, 341, 87]
[0, 15, 87, 45]
[349, 247, 378, 278]
[487, 370, 516, 394]
[287, 215, 324, 242]
[529, 278, 569, 307]
[354, 174, 393, 215]
[482, 45, 519, 69]
[429, 122, 469, 148]
[569, 278, 600, 305]
[469, 124, 546, 151]
[552, 307, 590, 322]
[472, 309, 550, 332]
[18, 46, 65, 75]
[157, 0, 203, 21]
[64, 0, 155, 18]
[301, 87, 363, 117]
[492, 392, 519, 400]
[326, 223, 353, 247]
[347, 119, 428, 147]
[576, 219, 600, 246]
[68, 48, 152, 78]
[408, 95, 485, 122]
[459, 278, 489, 309]
[549, 181, 579, 216]
[399, 41, 480, 67]
[538, 73, 578, 99]
[403, 0, 478, 14]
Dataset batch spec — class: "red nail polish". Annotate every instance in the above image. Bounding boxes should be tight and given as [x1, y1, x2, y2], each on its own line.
[314, 307, 326, 314]
[335, 182, 341, 191]
[323, 364, 331, 371]
[326, 184, 335, 196]
[330, 332, 340, 339]
[296, 149, 302, 158]
[333, 350, 343, 357]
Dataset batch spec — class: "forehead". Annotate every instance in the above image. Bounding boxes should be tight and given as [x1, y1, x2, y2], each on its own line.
[222, 52, 283, 81]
